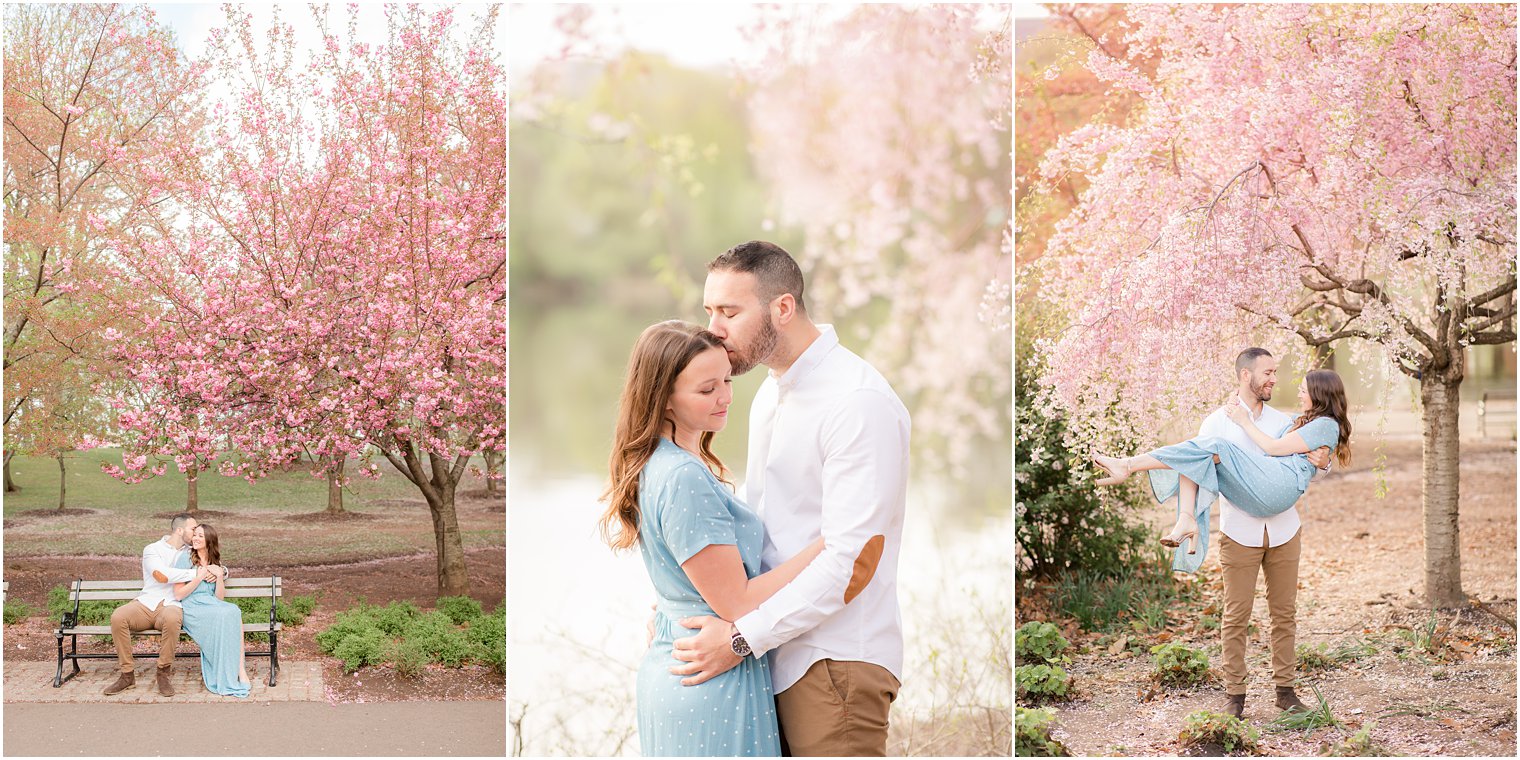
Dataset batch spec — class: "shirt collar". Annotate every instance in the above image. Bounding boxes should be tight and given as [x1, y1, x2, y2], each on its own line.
[773, 325, 838, 391]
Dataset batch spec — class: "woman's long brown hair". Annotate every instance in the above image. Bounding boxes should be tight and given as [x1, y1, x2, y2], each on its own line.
[599, 321, 731, 552]
[191, 523, 222, 568]
[1288, 369, 1353, 467]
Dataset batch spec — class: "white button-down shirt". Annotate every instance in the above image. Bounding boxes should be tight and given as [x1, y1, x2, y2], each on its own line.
[733, 325, 910, 693]
[1202, 398, 1312, 548]
[134, 538, 197, 610]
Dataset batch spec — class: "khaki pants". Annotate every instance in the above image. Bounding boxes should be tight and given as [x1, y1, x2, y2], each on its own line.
[109, 600, 182, 673]
[776, 659, 899, 757]
[1219, 528, 1301, 695]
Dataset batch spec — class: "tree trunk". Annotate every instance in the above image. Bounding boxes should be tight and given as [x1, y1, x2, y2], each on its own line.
[4, 449, 17, 492]
[426, 481, 470, 597]
[56, 454, 66, 511]
[327, 458, 346, 514]
[483, 450, 503, 497]
[186, 473, 199, 513]
[1420, 374, 1466, 608]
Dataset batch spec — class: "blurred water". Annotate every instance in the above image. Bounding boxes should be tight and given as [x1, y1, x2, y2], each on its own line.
[507, 475, 1011, 756]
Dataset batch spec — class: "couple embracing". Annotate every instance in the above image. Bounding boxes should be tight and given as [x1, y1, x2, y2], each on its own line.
[600, 241, 909, 757]
[1093, 348, 1353, 717]
[101, 513, 251, 699]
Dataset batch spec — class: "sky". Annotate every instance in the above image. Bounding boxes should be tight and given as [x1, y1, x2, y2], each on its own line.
[509, 3, 764, 72]
[149, 3, 506, 66]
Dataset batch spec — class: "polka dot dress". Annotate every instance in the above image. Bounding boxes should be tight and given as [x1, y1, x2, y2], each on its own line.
[634, 438, 781, 757]
[1147, 416, 1341, 572]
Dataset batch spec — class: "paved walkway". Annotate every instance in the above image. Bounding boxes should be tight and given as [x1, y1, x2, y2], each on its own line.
[5, 659, 323, 703]
[3, 701, 507, 756]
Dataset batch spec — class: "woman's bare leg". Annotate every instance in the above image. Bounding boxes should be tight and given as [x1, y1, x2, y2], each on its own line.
[1161, 475, 1201, 554]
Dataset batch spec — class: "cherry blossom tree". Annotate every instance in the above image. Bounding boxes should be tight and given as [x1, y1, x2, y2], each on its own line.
[1030, 3, 1516, 608]
[3, 4, 201, 491]
[741, 4, 1014, 476]
[105, 5, 505, 596]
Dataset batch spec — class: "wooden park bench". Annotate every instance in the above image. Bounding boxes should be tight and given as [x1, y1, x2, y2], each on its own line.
[54, 576, 283, 688]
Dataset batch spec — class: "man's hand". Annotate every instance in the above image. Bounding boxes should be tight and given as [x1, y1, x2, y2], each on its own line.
[1306, 446, 1331, 470]
[670, 615, 742, 686]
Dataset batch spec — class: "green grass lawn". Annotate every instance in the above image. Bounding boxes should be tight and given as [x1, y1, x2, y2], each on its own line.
[5, 449, 425, 517]
[4, 450, 504, 564]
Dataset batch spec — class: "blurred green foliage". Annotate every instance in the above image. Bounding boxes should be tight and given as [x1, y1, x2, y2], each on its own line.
[512, 54, 798, 478]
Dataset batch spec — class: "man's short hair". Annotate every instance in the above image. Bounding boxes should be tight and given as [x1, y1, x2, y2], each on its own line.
[1235, 347, 1273, 376]
[707, 240, 807, 314]
[169, 512, 195, 531]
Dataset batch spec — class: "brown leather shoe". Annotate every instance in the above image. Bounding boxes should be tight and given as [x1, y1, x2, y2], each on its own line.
[103, 670, 135, 695]
[156, 665, 175, 696]
[1276, 686, 1308, 712]
[1222, 693, 1245, 718]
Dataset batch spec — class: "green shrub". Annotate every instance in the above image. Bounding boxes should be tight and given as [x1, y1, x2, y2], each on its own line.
[436, 596, 484, 625]
[229, 594, 317, 643]
[1321, 722, 1387, 756]
[1014, 706, 1069, 757]
[1046, 556, 1197, 633]
[1014, 354, 1156, 582]
[373, 600, 422, 635]
[1016, 621, 1069, 665]
[468, 608, 506, 673]
[1178, 710, 1258, 754]
[3, 600, 33, 625]
[319, 600, 504, 672]
[316, 604, 383, 655]
[405, 611, 475, 667]
[332, 627, 388, 673]
[392, 638, 432, 678]
[1016, 664, 1071, 703]
[47, 585, 116, 625]
[1151, 642, 1210, 687]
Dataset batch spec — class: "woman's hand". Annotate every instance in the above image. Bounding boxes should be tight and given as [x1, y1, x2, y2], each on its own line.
[1223, 401, 1250, 426]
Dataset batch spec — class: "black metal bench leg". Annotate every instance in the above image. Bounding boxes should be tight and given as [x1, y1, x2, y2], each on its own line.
[53, 633, 64, 688]
[54, 634, 82, 687]
[268, 631, 279, 687]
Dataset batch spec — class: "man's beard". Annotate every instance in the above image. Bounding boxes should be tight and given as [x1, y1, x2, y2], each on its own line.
[728, 314, 779, 376]
[1251, 379, 1274, 402]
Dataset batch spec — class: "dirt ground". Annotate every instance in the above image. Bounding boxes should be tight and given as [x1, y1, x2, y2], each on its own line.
[1022, 438, 1517, 757]
[2, 547, 505, 703]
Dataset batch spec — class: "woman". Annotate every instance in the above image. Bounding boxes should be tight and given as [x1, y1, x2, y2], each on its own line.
[173, 523, 251, 698]
[1092, 369, 1352, 565]
[600, 320, 824, 757]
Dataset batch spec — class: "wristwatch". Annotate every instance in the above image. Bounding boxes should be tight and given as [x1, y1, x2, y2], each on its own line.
[729, 624, 751, 658]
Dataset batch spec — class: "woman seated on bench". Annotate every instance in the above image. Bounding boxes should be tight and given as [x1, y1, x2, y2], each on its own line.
[173, 524, 250, 698]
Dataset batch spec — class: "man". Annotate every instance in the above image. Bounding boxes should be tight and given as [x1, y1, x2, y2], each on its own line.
[103, 512, 213, 696]
[1209, 348, 1331, 718]
[672, 240, 910, 756]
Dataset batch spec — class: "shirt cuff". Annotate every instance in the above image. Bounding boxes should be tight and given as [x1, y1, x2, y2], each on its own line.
[734, 602, 786, 658]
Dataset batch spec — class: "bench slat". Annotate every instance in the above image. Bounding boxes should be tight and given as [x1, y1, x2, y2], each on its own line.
[62, 623, 282, 635]
[72, 578, 280, 589]
[69, 578, 281, 602]
[73, 588, 281, 601]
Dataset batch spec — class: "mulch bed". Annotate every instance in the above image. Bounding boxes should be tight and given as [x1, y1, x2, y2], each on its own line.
[3, 547, 505, 703]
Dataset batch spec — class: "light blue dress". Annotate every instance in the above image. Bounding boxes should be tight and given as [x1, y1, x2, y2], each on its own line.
[1147, 416, 1340, 573]
[176, 554, 250, 698]
[635, 438, 781, 757]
